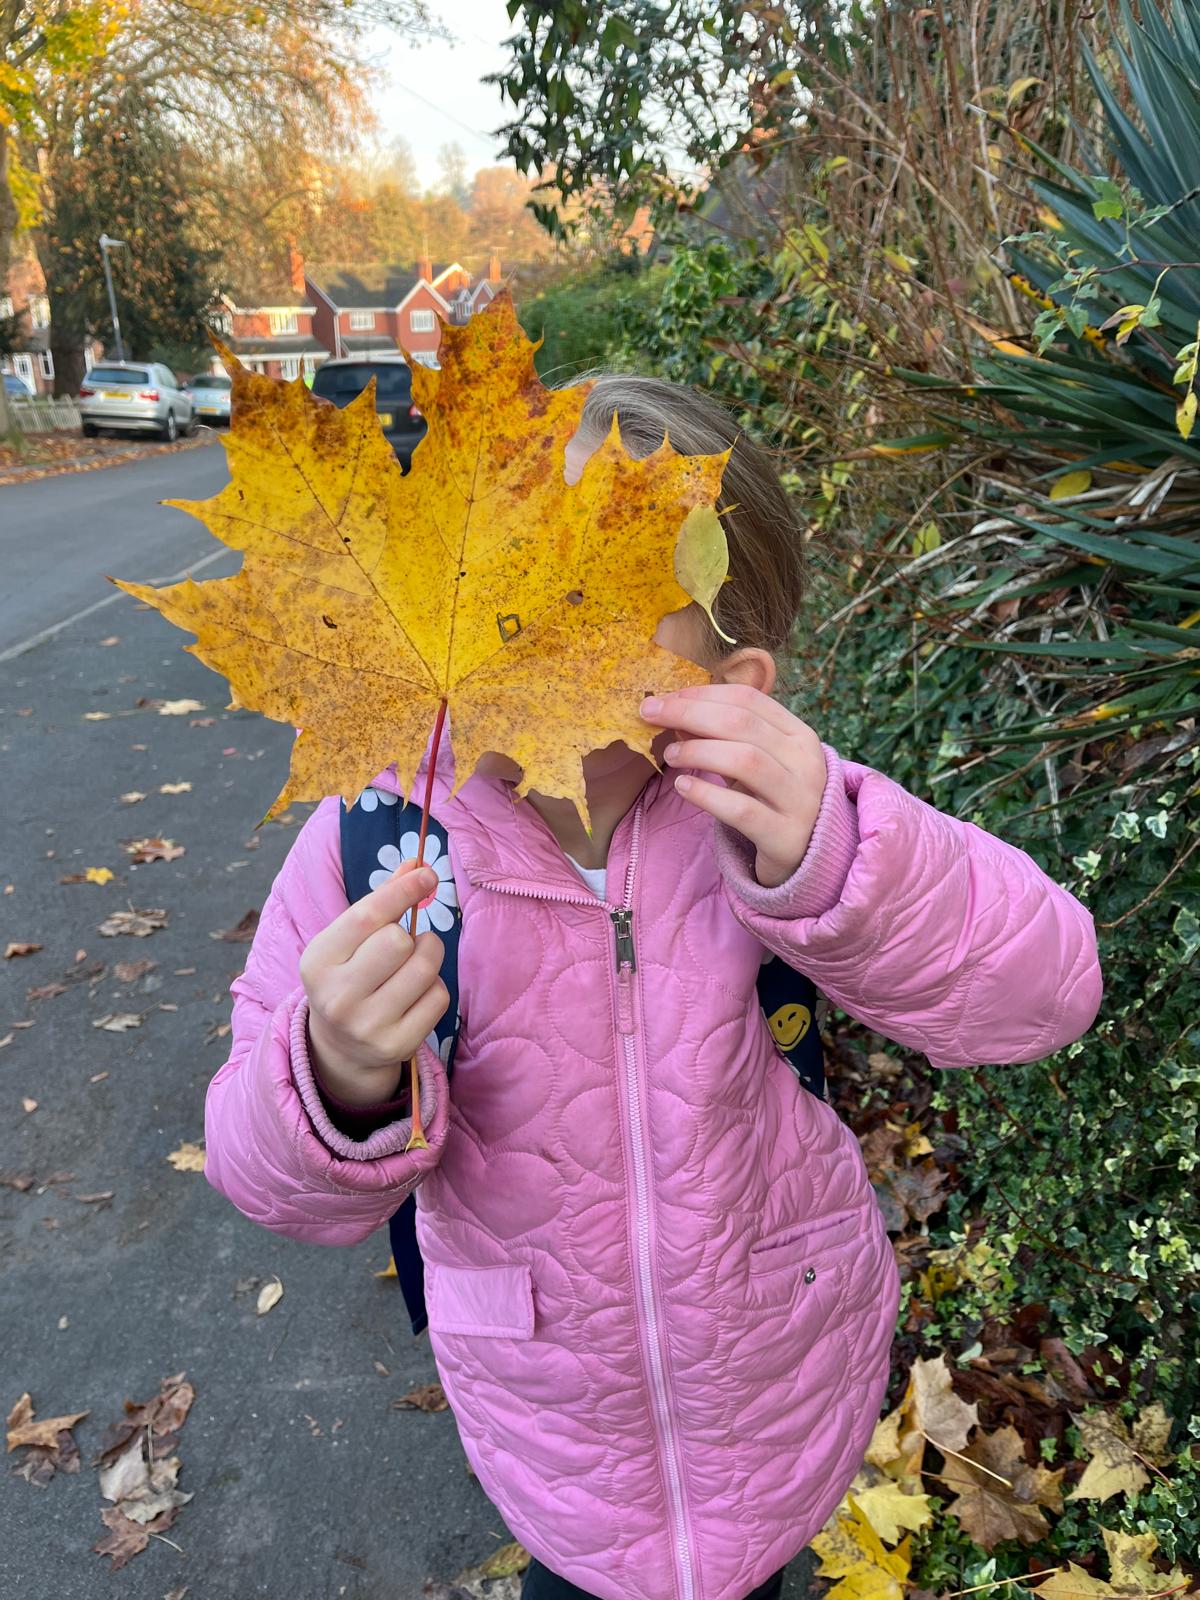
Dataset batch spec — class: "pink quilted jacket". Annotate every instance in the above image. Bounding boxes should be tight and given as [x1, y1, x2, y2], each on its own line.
[205, 746, 1101, 1600]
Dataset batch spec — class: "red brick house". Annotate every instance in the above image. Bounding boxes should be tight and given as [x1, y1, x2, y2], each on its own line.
[1, 248, 101, 396]
[307, 255, 503, 365]
[216, 247, 328, 381]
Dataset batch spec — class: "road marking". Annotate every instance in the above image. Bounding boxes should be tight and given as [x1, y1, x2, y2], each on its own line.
[0, 545, 232, 664]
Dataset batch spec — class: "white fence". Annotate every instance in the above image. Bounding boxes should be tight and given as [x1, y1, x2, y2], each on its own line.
[10, 396, 81, 433]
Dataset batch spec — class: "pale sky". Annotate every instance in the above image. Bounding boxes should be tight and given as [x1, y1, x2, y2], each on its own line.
[368, 0, 518, 190]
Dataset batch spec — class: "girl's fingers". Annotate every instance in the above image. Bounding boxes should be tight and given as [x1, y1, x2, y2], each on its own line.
[672, 772, 777, 845]
[642, 684, 805, 740]
[358, 931, 445, 1017]
[663, 737, 795, 807]
[642, 690, 797, 752]
[377, 976, 451, 1062]
[342, 922, 438, 998]
[310, 860, 433, 967]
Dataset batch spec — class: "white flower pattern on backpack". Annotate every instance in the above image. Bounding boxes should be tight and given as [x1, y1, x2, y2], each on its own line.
[368, 830, 458, 933]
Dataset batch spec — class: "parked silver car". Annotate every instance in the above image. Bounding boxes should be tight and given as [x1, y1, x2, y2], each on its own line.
[185, 372, 232, 426]
[78, 362, 196, 441]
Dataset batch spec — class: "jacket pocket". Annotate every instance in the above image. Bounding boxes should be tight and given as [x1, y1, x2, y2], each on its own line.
[749, 1205, 864, 1277]
[425, 1261, 535, 1339]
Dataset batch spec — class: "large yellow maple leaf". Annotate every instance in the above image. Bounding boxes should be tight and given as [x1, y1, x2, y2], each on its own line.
[113, 294, 728, 824]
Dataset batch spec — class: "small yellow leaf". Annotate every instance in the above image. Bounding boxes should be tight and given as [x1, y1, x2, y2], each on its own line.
[1007, 74, 1043, 105]
[256, 1276, 283, 1315]
[1068, 1406, 1166, 1503]
[167, 1142, 206, 1172]
[85, 867, 115, 885]
[852, 1477, 934, 1545]
[1034, 1563, 1116, 1600]
[1050, 470, 1093, 501]
[676, 505, 734, 643]
[373, 1256, 399, 1279]
[810, 1498, 910, 1600]
[476, 1541, 532, 1579]
[1178, 390, 1197, 441]
[911, 521, 941, 557]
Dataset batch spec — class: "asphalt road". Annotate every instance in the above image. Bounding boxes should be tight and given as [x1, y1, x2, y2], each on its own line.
[0, 440, 234, 659]
[0, 452, 817, 1600]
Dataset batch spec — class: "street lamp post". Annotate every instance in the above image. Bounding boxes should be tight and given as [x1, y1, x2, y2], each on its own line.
[99, 233, 127, 362]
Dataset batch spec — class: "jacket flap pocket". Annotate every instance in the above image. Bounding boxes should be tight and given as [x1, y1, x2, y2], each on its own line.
[426, 1262, 534, 1339]
[750, 1206, 863, 1271]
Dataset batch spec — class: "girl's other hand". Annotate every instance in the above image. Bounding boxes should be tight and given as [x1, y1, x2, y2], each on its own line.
[300, 861, 450, 1106]
[641, 685, 826, 888]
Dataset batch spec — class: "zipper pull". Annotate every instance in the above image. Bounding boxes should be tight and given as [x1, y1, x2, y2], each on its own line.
[611, 908, 637, 972]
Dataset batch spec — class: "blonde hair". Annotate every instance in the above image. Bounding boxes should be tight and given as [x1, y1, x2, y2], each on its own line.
[570, 372, 807, 655]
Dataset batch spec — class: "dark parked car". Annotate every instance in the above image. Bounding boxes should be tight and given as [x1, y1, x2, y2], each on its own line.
[309, 356, 427, 469]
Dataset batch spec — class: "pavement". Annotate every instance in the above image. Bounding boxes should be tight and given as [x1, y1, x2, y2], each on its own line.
[0, 449, 817, 1599]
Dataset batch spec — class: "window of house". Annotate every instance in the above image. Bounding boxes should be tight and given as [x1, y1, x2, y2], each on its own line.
[302, 354, 319, 375]
[0, 296, 13, 320]
[213, 311, 232, 335]
[409, 308, 436, 333]
[348, 310, 375, 331]
[280, 356, 300, 380]
[30, 296, 50, 328]
[14, 353, 35, 385]
[39, 350, 54, 380]
[269, 311, 299, 335]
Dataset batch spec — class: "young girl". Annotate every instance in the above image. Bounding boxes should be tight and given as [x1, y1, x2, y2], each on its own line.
[205, 374, 1102, 1600]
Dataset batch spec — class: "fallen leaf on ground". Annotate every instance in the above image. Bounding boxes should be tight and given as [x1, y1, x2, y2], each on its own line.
[5, 942, 42, 958]
[157, 699, 205, 716]
[167, 1143, 206, 1173]
[811, 1497, 911, 1600]
[99, 1434, 193, 1524]
[74, 1191, 115, 1204]
[256, 1277, 284, 1315]
[910, 1354, 979, 1453]
[119, 791, 147, 804]
[98, 907, 168, 938]
[83, 711, 111, 721]
[6, 1392, 90, 1453]
[86, 866, 116, 884]
[210, 909, 259, 942]
[100, 635, 120, 646]
[873, 1160, 949, 1231]
[115, 294, 727, 826]
[164, 1587, 190, 1599]
[124, 837, 186, 863]
[1068, 1404, 1172, 1504]
[847, 1471, 934, 1545]
[22, 1097, 37, 1113]
[0, 1171, 36, 1191]
[943, 1424, 1064, 1549]
[92, 1502, 180, 1572]
[92, 1013, 142, 1032]
[374, 1255, 399, 1279]
[94, 1371, 195, 1470]
[0, 1034, 13, 1049]
[159, 781, 192, 794]
[1034, 1526, 1190, 1600]
[474, 1542, 531, 1579]
[393, 1383, 449, 1413]
[27, 981, 67, 1001]
[114, 959, 157, 983]
[90, 1071, 109, 1083]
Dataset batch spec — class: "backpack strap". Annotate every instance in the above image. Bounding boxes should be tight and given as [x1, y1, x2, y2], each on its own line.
[339, 785, 826, 1335]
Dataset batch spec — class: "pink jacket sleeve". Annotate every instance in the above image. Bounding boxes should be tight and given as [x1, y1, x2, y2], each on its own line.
[203, 796, 451, 1246]
[715, 746, 1102, 1069]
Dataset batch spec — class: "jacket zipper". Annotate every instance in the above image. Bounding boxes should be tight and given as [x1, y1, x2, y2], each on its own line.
[470, 800, 697, 1600]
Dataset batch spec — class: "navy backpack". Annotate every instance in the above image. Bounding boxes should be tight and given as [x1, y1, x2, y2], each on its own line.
[340, 788, 827, 1336]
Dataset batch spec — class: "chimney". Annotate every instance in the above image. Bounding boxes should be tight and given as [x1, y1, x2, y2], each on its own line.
[417, 255, 433, 284]
[287, 243, 305, 298]
[488, 253, 501, 284]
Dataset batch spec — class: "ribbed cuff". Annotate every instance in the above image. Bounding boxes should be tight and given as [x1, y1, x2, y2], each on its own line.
[714, 743, 860, 921]
[314, 1068, 412, 1141]
[289, 997, 436, 1160]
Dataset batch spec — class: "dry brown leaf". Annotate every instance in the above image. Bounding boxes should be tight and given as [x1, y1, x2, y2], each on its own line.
[874, 1160, 949, 1231]
[113, 959, 157, 983]
[116, 295, 727, 826]
[94, 1371, 195, 1469]
[167, 1142, 206, 1173]
[92, 1502, 180, 1572]
[4, 941, 42, 958]
[99, 1435, 193, 1524]
[0, 1171, 36, 1191]
[943, 1424, 1064, 1550]
[92, 1012, 142, 1032]
[22, 1097, 37, 1113]
[157, 699, 205, 715]
[124, 837, 186, 863]
[26, 981, 67, 1001]
[6, 1391, 89, 1452]
[119, 791, 147, 804]
[910, 1354, 979, 1453]
[393, 1383, 449, 1413]
[98, 906, 168, 938]
[159, 781, 192, 794]
[210, 908, 259, 942]
[83, 710, 111, 721]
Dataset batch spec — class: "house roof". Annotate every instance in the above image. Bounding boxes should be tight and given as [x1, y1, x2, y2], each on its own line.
[229, 334, 326, 358]
[220, 281, 311, 310]
[310, 265, 420, 309]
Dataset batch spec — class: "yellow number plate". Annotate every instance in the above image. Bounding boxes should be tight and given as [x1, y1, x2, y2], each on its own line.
[103, 390, 127, 400]
[377, 412, 393, 427]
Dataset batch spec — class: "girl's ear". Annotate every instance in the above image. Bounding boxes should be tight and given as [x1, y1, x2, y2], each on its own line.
[713, 647, 777, 696]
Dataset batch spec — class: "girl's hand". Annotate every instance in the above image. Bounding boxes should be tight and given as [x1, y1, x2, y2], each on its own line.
[300, 862, 450, 1106]
[641, 685, 827, 888]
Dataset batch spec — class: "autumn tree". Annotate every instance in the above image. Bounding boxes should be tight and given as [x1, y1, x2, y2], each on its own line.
[467, 166, 553, 264]
[39, 91, 219, 389]
[436, 141, 470, 207]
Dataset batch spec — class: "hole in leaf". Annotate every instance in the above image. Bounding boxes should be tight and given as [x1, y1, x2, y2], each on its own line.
[567, 590, 584, 606]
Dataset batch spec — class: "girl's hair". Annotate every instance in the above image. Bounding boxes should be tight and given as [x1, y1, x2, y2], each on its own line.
[570, 372, 807, 655]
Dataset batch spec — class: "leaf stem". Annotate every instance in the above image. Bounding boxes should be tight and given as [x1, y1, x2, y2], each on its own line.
[405, 698, 448, 1153]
